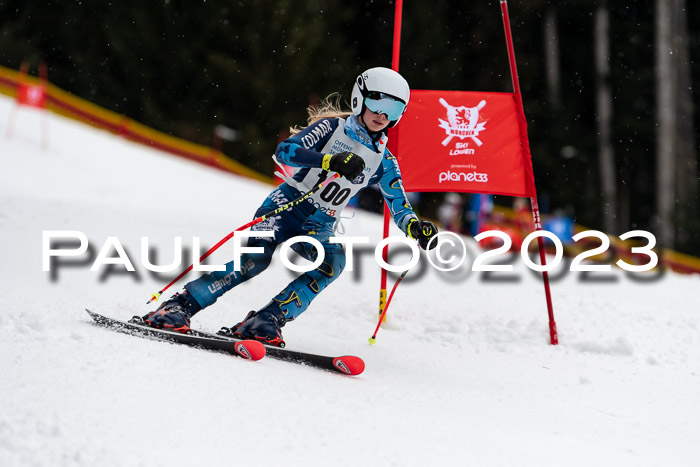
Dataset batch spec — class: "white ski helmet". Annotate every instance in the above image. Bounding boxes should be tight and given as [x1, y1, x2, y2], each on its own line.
[351, 67, 410, 128]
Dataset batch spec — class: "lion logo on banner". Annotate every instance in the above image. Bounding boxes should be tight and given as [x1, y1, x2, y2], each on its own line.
[438, 98, 487, 147]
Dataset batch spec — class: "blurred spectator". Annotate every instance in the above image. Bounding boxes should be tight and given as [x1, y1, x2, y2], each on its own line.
[465, 193, 493, 236]
[437, 193, 464, 232]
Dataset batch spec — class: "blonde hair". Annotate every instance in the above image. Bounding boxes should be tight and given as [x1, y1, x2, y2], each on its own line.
[289, 92, 353, 136]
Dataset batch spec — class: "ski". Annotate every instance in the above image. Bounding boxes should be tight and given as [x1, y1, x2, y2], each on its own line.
[85, 309, 364, 375]
[194, 328, 365, 376]
[85, 309, 265, 361]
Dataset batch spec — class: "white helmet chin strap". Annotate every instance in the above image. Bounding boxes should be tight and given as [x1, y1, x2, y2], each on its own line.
[356, 114, 385, 152]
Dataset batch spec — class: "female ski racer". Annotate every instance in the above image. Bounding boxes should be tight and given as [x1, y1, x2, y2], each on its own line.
[143, 67, 438, 347]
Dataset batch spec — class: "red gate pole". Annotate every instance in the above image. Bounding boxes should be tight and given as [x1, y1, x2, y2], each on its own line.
[39, 62, 49, 150]
[4, 62, 28, 139]
[500, 0, 558, 345]
[378, 0, 404, 321]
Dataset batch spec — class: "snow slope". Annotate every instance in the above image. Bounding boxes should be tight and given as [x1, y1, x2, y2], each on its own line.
[1, 95, 699, 467]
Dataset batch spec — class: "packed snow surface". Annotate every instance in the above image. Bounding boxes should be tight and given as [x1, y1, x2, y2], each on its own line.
[1, 96, 698, 466]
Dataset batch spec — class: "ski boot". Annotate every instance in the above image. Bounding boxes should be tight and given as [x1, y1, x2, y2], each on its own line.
[141, 290, 202, 334]
[219, 306, 286, 347]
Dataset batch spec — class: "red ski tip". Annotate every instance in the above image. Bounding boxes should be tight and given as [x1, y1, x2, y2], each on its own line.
[235, 340, 266, 361]
[332, 356, 365, 376]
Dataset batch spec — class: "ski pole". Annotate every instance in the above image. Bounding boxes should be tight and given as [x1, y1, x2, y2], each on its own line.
[368, 268, 409, 344]
[146, 172, 340, 304]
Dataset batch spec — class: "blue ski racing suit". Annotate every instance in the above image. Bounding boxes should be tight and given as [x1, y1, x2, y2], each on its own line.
[184, 115, 419, 323]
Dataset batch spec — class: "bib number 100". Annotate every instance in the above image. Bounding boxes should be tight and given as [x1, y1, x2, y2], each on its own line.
[320, 182, 352, 206]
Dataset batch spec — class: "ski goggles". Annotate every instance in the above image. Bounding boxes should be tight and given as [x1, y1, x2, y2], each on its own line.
[364, 92, 406, 121]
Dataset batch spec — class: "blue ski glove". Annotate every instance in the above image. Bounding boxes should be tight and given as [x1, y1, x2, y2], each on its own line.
[407, 218, 439, 250]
